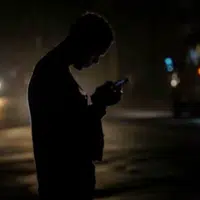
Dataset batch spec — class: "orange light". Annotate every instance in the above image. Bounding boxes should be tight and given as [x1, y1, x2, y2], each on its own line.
[198, 68, 200, 76]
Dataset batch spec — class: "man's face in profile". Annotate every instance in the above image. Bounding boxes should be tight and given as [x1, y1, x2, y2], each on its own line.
[73, 47, 107, 70]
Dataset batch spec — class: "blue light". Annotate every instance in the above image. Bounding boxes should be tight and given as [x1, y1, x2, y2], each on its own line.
[164, 57, 173, 66]
[167, 65, 173, 72]
[164, 57, 174, 72]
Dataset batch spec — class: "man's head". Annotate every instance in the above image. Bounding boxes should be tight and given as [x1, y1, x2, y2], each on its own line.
[67, 12, 114, 70]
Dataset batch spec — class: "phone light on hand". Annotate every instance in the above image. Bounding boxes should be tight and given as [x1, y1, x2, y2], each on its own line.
[114, 78, 129, 88]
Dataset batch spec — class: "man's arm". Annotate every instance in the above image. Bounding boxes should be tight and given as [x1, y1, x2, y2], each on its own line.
[78, 95, 106, 162]
[87, 103, 106, 119]
[86, 93, 108, 119]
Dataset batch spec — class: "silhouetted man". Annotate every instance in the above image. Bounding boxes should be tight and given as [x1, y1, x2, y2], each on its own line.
[28, 12, 122, 199]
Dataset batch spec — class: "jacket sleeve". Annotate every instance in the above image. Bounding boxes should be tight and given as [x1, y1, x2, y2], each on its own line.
[36, 65, 107, 161]
[85, 103, 106, 161]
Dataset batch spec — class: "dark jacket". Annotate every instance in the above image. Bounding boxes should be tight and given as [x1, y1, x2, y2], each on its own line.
[28, 43, 105, 197]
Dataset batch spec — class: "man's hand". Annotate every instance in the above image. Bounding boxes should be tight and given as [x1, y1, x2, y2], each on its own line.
[91, 81, 123, 107]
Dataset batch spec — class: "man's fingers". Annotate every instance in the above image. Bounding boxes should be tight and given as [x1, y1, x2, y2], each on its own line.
[105, 81, 114, 86]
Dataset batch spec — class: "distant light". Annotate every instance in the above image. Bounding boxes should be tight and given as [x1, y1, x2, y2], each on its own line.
[167, 65, 174, 72]
[165, 57, 173, 65]
[164, 57, 174, 72]
[198, 68, 200, 76]
[171, 79, 178, 87]
[171, 72, 180, 87]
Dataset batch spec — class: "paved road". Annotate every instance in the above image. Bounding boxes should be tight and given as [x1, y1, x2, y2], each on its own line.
[0, 110, 200, 199]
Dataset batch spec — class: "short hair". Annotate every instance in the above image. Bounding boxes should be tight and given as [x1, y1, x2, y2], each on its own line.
[69, 12, 114, 54]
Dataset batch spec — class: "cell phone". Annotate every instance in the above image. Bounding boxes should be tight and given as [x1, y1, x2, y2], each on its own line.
[114, 78, 129, 87]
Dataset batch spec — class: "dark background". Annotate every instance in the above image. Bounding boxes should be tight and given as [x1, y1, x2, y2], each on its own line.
[0, 1, 200, 200]
[1, 0, 199, 108]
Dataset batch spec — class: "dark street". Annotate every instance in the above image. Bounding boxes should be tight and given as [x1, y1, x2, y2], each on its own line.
[1, 1, 200, 199]
[0, 109, 200, 199]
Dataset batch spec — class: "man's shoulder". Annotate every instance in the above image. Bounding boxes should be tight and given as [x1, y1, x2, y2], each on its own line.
[35, 49, 55, 70]
[32, 47, 63, 79]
